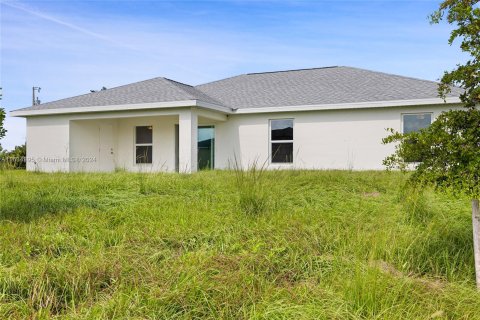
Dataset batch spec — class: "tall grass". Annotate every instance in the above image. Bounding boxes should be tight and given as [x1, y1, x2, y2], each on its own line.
[232, 157, 271, 216]
[0, 169, 479, 319]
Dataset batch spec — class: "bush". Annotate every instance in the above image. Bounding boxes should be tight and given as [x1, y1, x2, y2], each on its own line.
[0, 144, 26, 169]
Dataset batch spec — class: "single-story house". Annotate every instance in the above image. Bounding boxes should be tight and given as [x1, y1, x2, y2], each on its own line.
[11, 66, 463, 173]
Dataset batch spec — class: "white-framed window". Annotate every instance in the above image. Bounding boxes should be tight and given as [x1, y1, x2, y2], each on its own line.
[135, 126, 153, 164]
[401, 113, 432, 163]
[270, 119, 294, 163]
[402, 113, 432, 134]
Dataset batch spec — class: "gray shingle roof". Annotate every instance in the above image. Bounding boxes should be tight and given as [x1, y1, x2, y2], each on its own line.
[17, 77, 222, 111]
[195, 66, 463, 109]
[15, 66, 463, 113]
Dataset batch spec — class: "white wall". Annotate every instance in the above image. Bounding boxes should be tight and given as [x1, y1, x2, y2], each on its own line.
[215, 104, 460, 170]
[24, 104, 460, 173]
[26, 113, 180, 173]
[26, 116, 70, 172]
[70, 119, 118, 172]
[116, 115, 177, 172]
[71, 116, 178, 172]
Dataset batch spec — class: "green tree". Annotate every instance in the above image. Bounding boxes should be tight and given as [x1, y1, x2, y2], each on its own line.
[383, 0, 480, 288]
[0, 85, 6, 150]
[0, 144, 26, 169]
[0, 108, 6, 146]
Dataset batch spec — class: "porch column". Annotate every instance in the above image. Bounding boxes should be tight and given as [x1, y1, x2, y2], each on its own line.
[178, 109, 198, 173]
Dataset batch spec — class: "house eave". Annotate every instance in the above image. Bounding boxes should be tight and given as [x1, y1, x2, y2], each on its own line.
[10, 100, 232, 117]
[233, 97, 462, 114]
[10, 97, 462, 117]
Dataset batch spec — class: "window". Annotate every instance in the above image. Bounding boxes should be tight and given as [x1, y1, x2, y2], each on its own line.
[402, 113, 432, 134]
[270, 119, 293, 163]
[402, 113, 432, 163]
[135, 126, 152, 164]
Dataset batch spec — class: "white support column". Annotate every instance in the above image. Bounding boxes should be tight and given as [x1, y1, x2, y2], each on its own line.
[178, 109, 198, 173]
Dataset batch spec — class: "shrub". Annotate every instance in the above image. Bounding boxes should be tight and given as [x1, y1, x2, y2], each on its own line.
[0, 144, 26, 170]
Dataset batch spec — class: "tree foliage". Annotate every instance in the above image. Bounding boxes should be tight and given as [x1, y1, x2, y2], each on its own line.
[0, 144, 26, 169]
[0, 108, 6, 142]
[383, 109, 480, 198]
[430, 0, 480, 108]
[383, 0, 480, 199]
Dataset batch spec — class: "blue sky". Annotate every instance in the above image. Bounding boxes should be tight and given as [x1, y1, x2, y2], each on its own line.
[0, 0, 466, 150]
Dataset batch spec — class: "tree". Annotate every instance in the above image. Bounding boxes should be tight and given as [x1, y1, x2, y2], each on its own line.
[383, 0, 480, 288]
[0, 108, 6, 140]
[0, 144, 26, 169]
[0, 85, 6, 150]
[0, 107, 6, 151]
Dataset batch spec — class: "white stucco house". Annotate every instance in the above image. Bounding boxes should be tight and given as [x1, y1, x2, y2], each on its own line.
[11, 66, 463, 173]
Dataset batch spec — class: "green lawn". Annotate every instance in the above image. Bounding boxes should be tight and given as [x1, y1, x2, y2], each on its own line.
[0, 170, 479, 319]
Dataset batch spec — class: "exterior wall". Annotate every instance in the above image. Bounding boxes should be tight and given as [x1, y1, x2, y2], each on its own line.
[26, 116, 70, 172]
[70, 119, 118, 172]
[116, 116, 177, 172]
[70, 116, 178, 172]
[25, 109, 188, 173]
[215, 104, 461, 170]
[24, 103, 461, 173]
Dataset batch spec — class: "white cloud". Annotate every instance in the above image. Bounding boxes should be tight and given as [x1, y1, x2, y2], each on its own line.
[3, 1, 116, 45]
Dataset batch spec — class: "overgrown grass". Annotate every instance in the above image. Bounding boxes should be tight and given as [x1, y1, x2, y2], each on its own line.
[0, 169, 479, 319]
[232, 158, 271, 216]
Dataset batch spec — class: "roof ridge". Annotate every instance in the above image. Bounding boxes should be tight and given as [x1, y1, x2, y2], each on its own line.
[160, 77, 198, 100]
[162, 77, 194, 88]
[246, 66, 339, 75]
[195, 66, 340, 88]
[342, 66, 463, 92]
[163, 77, 224, 104]
[340, 66, 441, 84]
[195, 74, 246, 88]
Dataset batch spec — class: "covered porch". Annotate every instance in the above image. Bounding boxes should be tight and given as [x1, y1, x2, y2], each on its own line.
[69, 107, 225, 173]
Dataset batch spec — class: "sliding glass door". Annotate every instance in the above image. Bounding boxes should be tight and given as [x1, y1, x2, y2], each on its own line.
[198, 126, 215, 170]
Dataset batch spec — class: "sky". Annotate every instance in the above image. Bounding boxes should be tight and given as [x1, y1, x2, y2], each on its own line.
[0, 0, 467, 150]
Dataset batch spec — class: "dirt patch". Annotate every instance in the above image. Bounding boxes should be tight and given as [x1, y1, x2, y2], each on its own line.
[363, 192, 381, 198]
[375, 260, 406, 277]
[429, 310, 445, 318]
[208, 254, 243, 275]
[372, 260, 446, 291]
